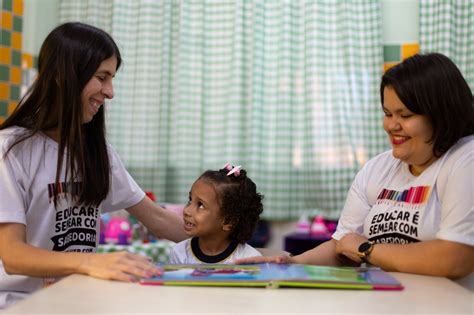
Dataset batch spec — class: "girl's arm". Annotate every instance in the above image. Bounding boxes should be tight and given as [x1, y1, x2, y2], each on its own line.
[0, 223, 161, 281]
[126, 196, 187, 243]
[337, 233, 474, 279]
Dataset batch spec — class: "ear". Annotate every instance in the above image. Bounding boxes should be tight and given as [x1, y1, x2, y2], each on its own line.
[221, 220, 233, 232]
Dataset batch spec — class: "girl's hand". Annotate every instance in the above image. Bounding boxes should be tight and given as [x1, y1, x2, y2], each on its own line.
[234, 255, 294, 265]
[336, 233, 368, 264]
[77, 251, 162, 282]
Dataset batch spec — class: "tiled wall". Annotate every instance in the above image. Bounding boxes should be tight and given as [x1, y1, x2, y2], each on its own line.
[383, 43, 419, 72]
[0, 0, 37, 124]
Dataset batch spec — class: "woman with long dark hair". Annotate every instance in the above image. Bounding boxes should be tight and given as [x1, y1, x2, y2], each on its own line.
[0, 22, 186, 309]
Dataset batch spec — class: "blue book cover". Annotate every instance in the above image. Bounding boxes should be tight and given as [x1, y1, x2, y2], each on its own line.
[140, 263, 403, 290]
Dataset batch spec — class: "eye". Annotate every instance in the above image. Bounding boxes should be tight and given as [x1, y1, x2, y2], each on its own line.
[96, 76, 106, 82]
[197, 201, 204, 209]
[401, 114, 414, 118]
[383, 111, 392, 117]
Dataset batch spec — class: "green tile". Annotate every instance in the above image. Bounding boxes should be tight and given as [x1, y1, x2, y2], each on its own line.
[2, 0, 13, 11]
[1, 30, 11, 46]
[383, 45, 401, 62]
[10, 85, 20, 100]
[0, 65, 9, 81]
[11, 50, 21, 66]
[13, 16, 23, 33]
[0, 101, 8, 116]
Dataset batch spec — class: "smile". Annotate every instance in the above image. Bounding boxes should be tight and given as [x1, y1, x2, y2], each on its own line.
[183, 219, 195, 230]
[90, 99, 103, 113]
[391, 135, 410, 145]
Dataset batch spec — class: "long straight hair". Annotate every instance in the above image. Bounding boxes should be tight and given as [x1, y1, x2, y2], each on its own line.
[0, 22, 122, 207]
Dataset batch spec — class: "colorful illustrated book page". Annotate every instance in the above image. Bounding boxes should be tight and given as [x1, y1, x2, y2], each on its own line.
[139, 263, 403, 290]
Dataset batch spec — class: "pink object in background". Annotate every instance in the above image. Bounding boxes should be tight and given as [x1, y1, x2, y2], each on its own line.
[310, 215, 329, 236]
[105, 217, 132, 244]
[296, 214, 311, 234]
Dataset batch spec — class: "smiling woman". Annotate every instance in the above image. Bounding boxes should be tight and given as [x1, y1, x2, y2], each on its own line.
[382, 87, 436, 176]
[81, 57, 117, 124]
[236, 53, 474, 280]
[0, 22, 186, 309]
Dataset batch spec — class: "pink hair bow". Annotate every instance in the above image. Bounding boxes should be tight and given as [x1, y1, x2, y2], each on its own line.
[223, 163, 242, 177]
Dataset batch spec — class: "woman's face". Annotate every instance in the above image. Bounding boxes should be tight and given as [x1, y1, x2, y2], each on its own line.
[382, 86, 437, 175]
[81, 55, 117, 123]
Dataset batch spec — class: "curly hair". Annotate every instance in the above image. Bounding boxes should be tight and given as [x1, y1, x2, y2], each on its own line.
[198, 167, 264, 244]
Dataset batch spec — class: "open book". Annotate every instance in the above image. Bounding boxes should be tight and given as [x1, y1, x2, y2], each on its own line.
[139, 263, 403, 290]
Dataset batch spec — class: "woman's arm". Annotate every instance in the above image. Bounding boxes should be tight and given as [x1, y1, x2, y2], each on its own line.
[290, 239, 349, 266]
[0, 223, 161, 281]
[126, 196, 187, 243]
[337, 233, 474, 279]
[235, 239, 352, 266]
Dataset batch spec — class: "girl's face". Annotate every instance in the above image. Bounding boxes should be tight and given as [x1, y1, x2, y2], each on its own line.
[81, 55, 117, 123]
[382, 87, 437, 176]
[182, 179, 231, 239]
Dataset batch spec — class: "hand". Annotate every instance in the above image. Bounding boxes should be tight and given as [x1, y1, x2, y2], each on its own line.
[234, 255, 294, 265]
[336, 233, 368, 264]
[78, 251, 162, 282]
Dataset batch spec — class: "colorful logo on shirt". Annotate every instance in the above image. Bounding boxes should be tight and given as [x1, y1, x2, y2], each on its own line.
[47, 181, 82, 203]
[367, 186, 432, 244]
[376, 186, 431, 205]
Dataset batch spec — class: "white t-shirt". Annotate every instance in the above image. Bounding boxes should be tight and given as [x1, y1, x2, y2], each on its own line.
[169, 237, 261, 264]
[333, 136, 474, 246]
[0, 126, 145, 309]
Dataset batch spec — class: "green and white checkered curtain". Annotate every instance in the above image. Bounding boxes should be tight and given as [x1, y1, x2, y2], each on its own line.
[419, 0, 474, 90]
[60, 0, 386, 220]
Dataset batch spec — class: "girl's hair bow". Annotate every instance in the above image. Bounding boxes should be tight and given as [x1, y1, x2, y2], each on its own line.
[223, 162, 242, 177]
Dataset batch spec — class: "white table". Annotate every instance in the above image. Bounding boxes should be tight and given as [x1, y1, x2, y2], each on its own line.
[4, 272, 473, 314]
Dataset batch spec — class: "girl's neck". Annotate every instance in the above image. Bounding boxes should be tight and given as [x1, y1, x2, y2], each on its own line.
[190, 237, 239, 264]
[197, 235, 233, 256]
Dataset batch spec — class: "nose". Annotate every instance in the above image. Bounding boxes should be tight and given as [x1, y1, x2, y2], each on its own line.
[102, 81, 114, 99]
[385, 116, 401, 131]
[183, 204, 192, 217]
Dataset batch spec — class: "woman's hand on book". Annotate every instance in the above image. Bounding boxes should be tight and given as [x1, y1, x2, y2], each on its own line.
[78, 251, 162, 282]
[336, 233, 367, 264]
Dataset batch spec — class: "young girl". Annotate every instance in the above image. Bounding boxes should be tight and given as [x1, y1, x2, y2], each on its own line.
[169, 163, 264, 264]
[0, 22, 186, 309]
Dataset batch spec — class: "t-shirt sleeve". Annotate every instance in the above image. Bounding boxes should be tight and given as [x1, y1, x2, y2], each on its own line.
[0, 144, 27, 224]
[230, 244, 262, 262]
[332, 159, 374, 241]
[168, 240, 187, 264]
[436, 143, 474, 246]
[101, 145, 145, 213]
[168, 246, 179, 264]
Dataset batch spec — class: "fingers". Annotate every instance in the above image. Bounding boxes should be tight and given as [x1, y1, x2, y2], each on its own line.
[114, 252, 162, 278]
[83, 252, 162, 282]
[234, 255, 286, 265]
[336, 233, 367, 263]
